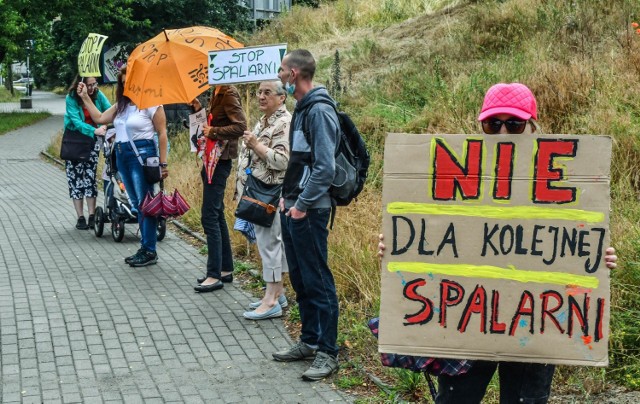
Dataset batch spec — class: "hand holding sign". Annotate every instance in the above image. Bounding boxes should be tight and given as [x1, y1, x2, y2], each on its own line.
[379, 133, 613, 366]
[77, 82, 87, 97]
[208, 44, 287, 85]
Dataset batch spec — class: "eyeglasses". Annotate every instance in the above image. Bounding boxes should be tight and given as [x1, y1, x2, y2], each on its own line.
[86, 82, 99, 89]
[481, 118, 528, 134]
[256, 89, 279, 97]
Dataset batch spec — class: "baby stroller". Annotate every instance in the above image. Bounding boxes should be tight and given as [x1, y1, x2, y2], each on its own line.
[94, 129, 166, 242]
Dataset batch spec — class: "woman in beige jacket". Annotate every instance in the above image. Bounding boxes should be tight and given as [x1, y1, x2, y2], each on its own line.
[237, 80, 291, 320]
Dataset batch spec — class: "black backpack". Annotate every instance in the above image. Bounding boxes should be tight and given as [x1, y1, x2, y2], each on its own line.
[302, 100, 370, 224]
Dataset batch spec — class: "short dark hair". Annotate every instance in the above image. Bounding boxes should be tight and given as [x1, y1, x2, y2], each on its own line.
[284, 49, 316, 80]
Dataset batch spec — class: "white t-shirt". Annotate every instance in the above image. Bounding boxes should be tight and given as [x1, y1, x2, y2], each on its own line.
[114, 105, 160, 142]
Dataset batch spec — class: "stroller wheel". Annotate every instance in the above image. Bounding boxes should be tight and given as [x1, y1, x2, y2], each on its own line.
[157, 217, 167, 241]
[112, 218, 125, 242]
[94, 207, 105, 237]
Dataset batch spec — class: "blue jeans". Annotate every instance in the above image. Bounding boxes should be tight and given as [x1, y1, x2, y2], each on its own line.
[436, 361, 555, 404]
[281, 208, 339, 357]
[201, 160, 233, 279]
[115, 140, 158, 252]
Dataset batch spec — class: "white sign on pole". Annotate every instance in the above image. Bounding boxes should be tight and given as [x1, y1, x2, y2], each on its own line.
[208, 44, 287, 85]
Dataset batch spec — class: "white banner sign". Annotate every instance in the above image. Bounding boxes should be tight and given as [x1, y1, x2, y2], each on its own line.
[208, 43, 287, 85]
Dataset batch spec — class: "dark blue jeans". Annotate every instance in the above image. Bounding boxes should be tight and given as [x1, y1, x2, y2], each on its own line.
[436, 361, 555, 404]
[281, 208, 339, 357]
[115, 140, 158, 252]
[201, 160, 233, 279]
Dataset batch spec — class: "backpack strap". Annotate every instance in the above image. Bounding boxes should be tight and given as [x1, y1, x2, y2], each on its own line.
[300, 99, 338, 150]
[329, 198, 337, 230]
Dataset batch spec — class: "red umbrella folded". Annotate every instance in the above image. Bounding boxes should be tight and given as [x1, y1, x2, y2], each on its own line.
[141, 189, 190, 218]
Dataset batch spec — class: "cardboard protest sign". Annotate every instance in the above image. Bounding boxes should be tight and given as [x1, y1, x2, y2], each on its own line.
[78, 33, 108, 77]
[208, 44, 287, 85]
[379, 133, 612, 366]
[188, 109, 207, 153]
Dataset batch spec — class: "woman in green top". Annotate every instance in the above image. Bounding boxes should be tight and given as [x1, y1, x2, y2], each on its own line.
[63, 76, 111, 230]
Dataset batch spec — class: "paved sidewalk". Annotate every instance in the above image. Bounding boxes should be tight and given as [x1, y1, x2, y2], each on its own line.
[0, 95, 351, 403]
[0, 90, 67, 115]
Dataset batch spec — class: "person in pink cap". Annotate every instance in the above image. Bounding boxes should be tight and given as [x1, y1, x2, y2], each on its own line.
[477, 82, 539, 135]
[378, 83, 618, 403]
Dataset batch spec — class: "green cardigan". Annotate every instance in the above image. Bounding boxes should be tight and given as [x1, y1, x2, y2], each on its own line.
[63, 91, 111, 138]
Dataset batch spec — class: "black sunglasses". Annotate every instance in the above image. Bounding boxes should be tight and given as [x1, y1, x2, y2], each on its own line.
[482, 118, 528, 134]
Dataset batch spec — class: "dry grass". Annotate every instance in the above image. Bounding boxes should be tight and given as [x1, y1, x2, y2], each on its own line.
[329, 187, 382, 308]
[256, 0, 640, 397]
[46, 130, 63, 157]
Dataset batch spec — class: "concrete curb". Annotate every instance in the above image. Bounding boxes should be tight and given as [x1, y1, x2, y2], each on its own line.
[41, 150, 64, 167]
[169, 218, 206, 243]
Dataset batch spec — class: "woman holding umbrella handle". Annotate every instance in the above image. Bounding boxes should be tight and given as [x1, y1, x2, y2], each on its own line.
[78, 65, 169, 268]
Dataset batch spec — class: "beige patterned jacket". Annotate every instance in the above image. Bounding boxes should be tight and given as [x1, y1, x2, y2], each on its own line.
[234, 105, 291, 200]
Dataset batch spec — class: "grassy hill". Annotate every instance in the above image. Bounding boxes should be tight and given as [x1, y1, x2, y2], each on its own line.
[244, 0, 640, 400]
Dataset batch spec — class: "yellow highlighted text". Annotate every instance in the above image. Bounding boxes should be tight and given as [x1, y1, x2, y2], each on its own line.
[387, 262, 599, 288]
[387, 202, 604, 223]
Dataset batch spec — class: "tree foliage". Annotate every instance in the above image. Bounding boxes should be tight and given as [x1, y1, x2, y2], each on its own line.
[3, 0, 251, 88]
[0, 0, 59, 89]
[293, 0, 322, 7]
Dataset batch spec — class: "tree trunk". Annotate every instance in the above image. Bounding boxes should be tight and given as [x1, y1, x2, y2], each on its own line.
[8, 61, 14, 95]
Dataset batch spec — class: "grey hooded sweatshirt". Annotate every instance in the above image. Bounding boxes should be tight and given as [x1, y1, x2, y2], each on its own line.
[282, 86, 340, 212]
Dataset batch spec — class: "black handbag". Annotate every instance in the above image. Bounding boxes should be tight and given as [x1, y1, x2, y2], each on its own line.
[235, 156, 282, 227]
[142, 156, 162, 184]
[60, 127, 95, 162]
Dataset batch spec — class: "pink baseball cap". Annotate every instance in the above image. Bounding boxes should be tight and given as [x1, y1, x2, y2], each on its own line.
[478, 83, 537, 121]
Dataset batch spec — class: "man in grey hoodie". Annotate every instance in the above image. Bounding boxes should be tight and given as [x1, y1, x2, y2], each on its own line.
[271, 49, 341, 381]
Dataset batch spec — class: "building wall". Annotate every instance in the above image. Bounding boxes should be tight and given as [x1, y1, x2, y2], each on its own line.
[243, 0, 292, 20]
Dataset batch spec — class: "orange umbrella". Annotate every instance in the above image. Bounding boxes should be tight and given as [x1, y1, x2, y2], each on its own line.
[124, 26, 243, 109]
